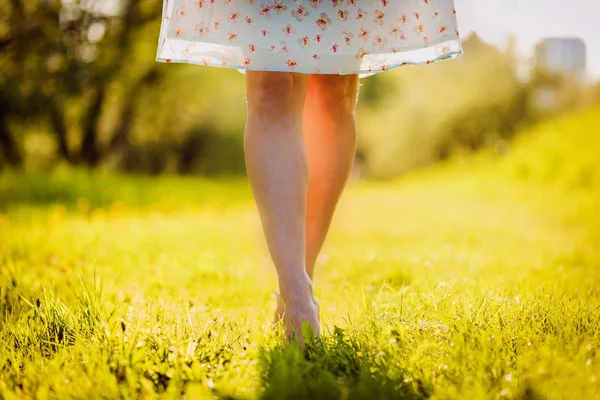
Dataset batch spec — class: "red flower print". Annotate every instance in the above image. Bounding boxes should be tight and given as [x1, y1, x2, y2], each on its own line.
[342, 31, 353, 45]
[337, 9, 348, 21]
[415, 24, 425, 36]
[282, 24, 296, 36]
[273, 0, 287, 14]
[195, 23, 208, 37]
[228, 12, 239, 23]
[315, 13, 331, 31]
[244, 58, 252, 66]
[439, 25, 448, 35]
[373, 34, 387, 48]
[245, 16, 255, 25]
[286, 59, 298, 69]
[373, 9, 385, 25]
[313, 54, 321, 60]
[357, 8, 367, 20]
[356, 47, 369, 60]
[176, 6, 187, 18]
[292, 5, 309, 21]
[400, 15, 409, 24]
[259, 3, 271, 16]
[346, 0, 356, 6]
[309, 0, 322, 9]
[228, 32, 238, 41]
[359, 27, 369, 41]
[298, 36, 311, 48]
[330, 43, 339, 53]
[248, 44, 257, 52]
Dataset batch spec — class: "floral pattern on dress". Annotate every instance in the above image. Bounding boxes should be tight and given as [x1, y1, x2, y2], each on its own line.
[156, 0, 463, 77]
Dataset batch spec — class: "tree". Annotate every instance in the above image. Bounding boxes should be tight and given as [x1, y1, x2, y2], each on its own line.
[0, 0, 163, 167]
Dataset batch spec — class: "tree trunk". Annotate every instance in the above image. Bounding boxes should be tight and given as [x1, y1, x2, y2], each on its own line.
[49, 100, 74, 163]
[80, 88, 105, 166]
[0, 115, 23, 167]
[105, 67, 161, 157]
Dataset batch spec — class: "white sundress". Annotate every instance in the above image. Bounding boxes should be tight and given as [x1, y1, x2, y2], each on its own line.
[156, 0, 463, 77]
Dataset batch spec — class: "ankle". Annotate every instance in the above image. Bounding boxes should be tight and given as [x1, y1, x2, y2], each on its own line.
[278, 267, 311, 287]
[277, 270, 314, 304]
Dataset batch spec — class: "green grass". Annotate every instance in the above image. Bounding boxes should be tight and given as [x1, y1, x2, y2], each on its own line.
[1, 106, 599, 399]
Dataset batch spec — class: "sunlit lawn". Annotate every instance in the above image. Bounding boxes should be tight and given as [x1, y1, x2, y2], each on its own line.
[1, 107, 599, 399]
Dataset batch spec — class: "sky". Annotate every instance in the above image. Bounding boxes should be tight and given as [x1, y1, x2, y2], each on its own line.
[454, 0, 600, 79]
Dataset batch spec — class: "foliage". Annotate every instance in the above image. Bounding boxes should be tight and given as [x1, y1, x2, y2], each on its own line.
[0, 0, 248, 174]
[355, 33, 600, 178]
[0, 0, 162, 164]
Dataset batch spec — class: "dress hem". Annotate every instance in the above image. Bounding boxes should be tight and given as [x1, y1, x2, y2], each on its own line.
[155, 49, 464, 77]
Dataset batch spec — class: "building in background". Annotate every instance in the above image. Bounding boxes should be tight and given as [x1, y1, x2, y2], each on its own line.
[535, 37, 587, 78]
[533, 37, 587, 111]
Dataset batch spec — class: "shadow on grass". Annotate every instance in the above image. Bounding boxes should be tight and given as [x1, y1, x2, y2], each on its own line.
[257, 326, 426, 400]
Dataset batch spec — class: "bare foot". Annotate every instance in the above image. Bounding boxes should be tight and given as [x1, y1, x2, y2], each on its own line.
[278, 275, 320, 346]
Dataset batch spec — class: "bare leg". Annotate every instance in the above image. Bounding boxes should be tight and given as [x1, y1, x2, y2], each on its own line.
[244, 71, 319, 344]
[275, 74, 360, 319]
[304, 74, 359, 279]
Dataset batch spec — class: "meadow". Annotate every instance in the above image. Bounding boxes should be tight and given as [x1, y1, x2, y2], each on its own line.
[1, 106, 599, 399]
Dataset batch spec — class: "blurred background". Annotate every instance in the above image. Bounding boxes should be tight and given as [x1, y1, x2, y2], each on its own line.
[0, 0, 599, 178]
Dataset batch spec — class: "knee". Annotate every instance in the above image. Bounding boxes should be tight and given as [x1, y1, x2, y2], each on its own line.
[246, 71, 305, 115]
[311, 74, 360, 116]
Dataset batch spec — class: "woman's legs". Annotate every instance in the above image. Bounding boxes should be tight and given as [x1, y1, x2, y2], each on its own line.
[244, 71, 319, 343]
[274, 74, 360, 319]
[304, 74, 360, 280]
